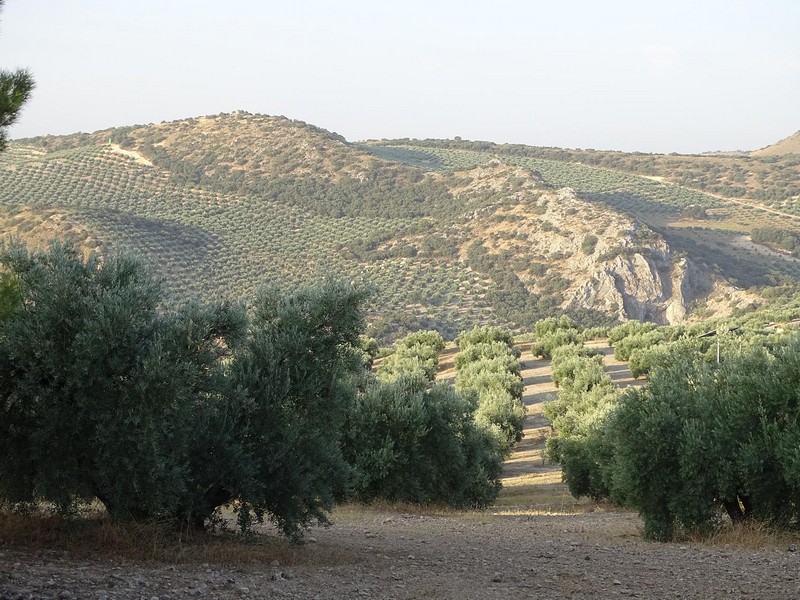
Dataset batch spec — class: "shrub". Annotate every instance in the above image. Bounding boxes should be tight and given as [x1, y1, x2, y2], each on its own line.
[544, 384, 618, 501]
[627, 339, 702, 378]
[0, 270, 20, 324]
[454, 340, 521, 371]
[582, 325, 611, 340]
[222, 280, 368, 538]
[613, 330, 665, 361]
[396, 330, 446, 353]
[530, 329, 582, 358]
[454, 328, 526, 455]
[609, 336, 800, 540]
[377, 343, 440, 382]
[751, 226, 800, 255]
[607, 321, 657, 345]
[0, 242, 237, 521]
[534, 315, 577, 338]
[581, 235, 598, 255]
[377, 330, 446, 383]
[359, 336, 379, 369]
[456, 325, 514, 350]
[343, 377, 503, 508]
[681, 205, 707, 219]
[551, 353, 606, 391]
[544, 343, 617, 501]
[473, 387, 526, 452]
[455, 357, 524, 401]
[627, 346, 658, 378]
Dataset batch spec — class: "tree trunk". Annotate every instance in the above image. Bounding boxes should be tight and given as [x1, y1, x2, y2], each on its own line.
[722, 497, 747, 522]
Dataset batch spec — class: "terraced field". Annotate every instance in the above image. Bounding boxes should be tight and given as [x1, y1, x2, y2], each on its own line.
[0, 142, 499, 336]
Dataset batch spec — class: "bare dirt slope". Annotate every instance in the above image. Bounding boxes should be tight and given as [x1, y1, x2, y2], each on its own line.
[3, 343, 800, 599]
[752, 130, 800, 156]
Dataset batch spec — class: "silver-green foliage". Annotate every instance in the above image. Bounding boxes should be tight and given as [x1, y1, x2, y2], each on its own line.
[547, 333, 800, 541]
[612, 330, 665, 361]
[454, 327, 525, 455]
[609, 336, 800, 540]
[544, 344, 618, 501]
[377, 330, 445, 383]
[225, 279, 368, 538]
[0, 242, 222, 519]
[0, 242, 369, 539]
[343, 376, 503, 508]
[530, 316, 583, 359]
[456, 325, 516, 350]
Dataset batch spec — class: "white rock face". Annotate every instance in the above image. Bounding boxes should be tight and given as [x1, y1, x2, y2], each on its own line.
[557, 209, 713, 324]
[563, 252, 712, 325]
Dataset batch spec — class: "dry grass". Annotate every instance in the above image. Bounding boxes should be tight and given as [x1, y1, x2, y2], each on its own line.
[495, 471, 595, 514]
[2, 497, 797, 566]
[329, 500, 473, 523]
[0, 509, 350, 566]
[682, 519, 800, 551]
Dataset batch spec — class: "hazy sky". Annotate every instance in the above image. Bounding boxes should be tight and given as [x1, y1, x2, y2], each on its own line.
[1, 0, 797, 153]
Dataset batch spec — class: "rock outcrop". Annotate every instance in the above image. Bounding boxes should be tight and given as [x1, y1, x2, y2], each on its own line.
[564, 249, 713, 325]
[456, 181, 726, 325]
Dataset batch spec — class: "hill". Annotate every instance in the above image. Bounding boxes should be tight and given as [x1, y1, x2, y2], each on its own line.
[1, 112, 799, 341]
[752, 130, 800, 157]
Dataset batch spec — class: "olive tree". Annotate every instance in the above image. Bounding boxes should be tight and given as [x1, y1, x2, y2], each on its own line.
[454, 326, 525, 455]
[343, 376, 502, 508]
[609, 336, 800, 540]
[0, 242, 370, 540]
[0, 242, 213, 519]
[221, 280, 368, 538]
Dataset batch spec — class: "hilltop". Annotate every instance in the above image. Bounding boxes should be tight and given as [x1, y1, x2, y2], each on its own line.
[1, 112, 799, 341]
[753, 130, 800, 157]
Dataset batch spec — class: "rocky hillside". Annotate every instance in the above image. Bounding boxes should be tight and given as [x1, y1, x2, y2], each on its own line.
[441, 169, 742, 326]
[1, 112, 797, 340]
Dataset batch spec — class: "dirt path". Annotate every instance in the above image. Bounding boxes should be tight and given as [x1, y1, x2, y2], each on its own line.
[502, 340, 642, 483]
[108, 144, 154, 167]
[5, 507, 800, 600]
[500, 349, 555, 479]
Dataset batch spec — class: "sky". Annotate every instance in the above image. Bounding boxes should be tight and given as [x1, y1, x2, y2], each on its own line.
[0, 0, 798, 154]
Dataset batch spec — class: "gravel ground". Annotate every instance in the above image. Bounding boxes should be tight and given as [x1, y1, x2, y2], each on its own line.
[3, 509, 800, 600]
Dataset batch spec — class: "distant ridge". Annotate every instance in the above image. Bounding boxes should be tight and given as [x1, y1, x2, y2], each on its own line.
[752, 130, 800, 156]
[1, 112, 799, 341]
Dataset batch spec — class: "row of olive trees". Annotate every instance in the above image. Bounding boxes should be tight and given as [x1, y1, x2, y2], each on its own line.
[344, 330, 504, 507]
[376, 330, 446, 383]
[530, 315, 586, 359]
[454, 326, 526, 456]
[544, 325, 800, 541]
[543, 342, 617, 501]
